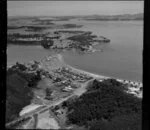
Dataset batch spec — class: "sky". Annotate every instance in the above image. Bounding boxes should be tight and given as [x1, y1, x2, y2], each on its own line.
[7, 1, 144, 16]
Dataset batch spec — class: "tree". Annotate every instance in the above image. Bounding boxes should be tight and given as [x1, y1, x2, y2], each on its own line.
[15, 62, 27, 71]
[45, 88, 53, 100]
[41, 39, 54, 49]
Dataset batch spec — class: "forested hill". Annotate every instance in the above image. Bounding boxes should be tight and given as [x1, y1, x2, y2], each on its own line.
[64, 79, 142, 130]
[6, 63, 41, 123]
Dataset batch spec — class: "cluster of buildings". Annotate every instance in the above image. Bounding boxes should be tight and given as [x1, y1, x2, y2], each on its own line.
[44, 68, 89, 92]
[116, 79, 143, 98]
[116, 79, 143, 88]
[51, 67, 92, 92]
[38, 58, 92, 93]
[55, 67, 92, 82]
[98, 78, 142, 98]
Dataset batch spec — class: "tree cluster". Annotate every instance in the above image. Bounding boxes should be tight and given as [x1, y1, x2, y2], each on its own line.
[65, 79, 141, 129]
[6, 64, 42, 123]
[8, 63, 41, 88]
[25, 26, 47, 32]
[6, 71, 33, 123]
[41, 39, 54, 49]
[62, 24, 83, 28]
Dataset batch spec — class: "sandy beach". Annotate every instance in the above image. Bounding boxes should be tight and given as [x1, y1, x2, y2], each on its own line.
[57, 54, 142, 84]
[57, 54, 109, 79]
[56, 54, 142, 98]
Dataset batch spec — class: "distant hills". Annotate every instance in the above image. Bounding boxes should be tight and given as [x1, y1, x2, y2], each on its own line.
[81, 13, 143, 21]
[8, 13, 143, 21]
[45, 13, 143, 21]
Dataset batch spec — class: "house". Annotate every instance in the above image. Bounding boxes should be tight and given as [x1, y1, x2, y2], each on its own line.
[124, 80, 129, 84]
[99, 79, 103, 82]
[116, 79, 123, 83]
[63, 86, 73, 92]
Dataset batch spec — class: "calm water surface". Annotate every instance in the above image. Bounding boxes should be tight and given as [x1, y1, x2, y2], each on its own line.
[7, 20, 143, 82]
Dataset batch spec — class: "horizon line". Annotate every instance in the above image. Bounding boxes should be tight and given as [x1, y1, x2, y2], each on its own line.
[8, 12, 143, 17]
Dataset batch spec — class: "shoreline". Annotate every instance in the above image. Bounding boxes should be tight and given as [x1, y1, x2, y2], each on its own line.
[57, 54, 108, 79]
[57, 54, 142, 84]
[7, 53, 142, 84]
[57, 54, 142, 98]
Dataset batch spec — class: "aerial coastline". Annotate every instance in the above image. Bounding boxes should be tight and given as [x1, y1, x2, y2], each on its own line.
[7, 53, 142, 86]
[6, 54, 142, 129]
[7, 53, 143, 96]
[6, 9, 143, 129]
[59, 54, 141, 82]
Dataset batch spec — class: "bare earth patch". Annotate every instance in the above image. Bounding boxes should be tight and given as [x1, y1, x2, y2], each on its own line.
[37, 110, 60, 129]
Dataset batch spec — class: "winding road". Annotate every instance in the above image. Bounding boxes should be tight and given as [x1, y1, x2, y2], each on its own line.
[6, 79, 94, 129]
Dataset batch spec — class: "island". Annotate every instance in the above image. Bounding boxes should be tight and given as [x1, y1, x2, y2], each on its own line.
[6, 54, 142, 129]
[7, 16, 111, 53]
[7, 30, 110, 52]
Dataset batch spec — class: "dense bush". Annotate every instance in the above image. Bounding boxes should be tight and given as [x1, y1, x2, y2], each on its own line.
[11, 62, 27, 71]
[89, 114, 141, 130]
[8, 64, 41, 88]
[6, 64, 41, 123]
[65, 79, 142, 129]
[62, 24, 83, 28]
[6, 73, 33, 123]
[87, 79, 128, 92]
[41, 39, 54, 49]
[25, 26, 47, 32]
[68, 34, 93, 45]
